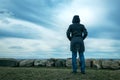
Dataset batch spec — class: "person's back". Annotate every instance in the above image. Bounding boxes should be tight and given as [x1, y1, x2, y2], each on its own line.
[69, 23, 84, 37]
[69, 23, 84, 52]
[67, 16, 87, 53]
[66, 15, 88, 74]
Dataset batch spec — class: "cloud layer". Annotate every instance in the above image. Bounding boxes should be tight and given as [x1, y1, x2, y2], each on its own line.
[0, 0, 120, 59]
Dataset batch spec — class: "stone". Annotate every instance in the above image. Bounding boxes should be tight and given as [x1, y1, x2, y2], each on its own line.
[55, 59, 66, 67]
[92, 59, 102, 69]
[0, 58, 18, 67]
[19, 59, 34, 67]
[46, 58, 56, 67]
[85, 59, 93, 68]
[34, 59, 47, 67]
[101, 59, 120, 70]
[66, 58, 72, 67]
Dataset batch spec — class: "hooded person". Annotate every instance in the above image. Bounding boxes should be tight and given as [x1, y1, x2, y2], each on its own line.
[66, 15, 88, 74]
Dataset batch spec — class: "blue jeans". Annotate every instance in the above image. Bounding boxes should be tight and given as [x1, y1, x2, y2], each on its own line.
[72, 51, 85, 72]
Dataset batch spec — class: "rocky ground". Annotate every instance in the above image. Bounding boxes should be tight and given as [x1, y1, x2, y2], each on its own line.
[0, 58, 120, 70]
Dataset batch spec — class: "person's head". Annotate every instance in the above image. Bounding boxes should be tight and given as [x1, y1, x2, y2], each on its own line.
[72, 15, 80, 24]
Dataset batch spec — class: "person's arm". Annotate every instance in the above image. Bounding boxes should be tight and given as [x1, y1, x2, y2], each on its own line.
[82, 26, 88, 40]
[66, 26, 72, 41]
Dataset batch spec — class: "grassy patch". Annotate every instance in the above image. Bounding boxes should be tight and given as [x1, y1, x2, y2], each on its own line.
[0, 67, 120, 80]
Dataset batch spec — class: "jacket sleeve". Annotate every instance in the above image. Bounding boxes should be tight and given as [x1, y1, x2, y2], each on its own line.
[82, 25, 88, 40]
[66, 26, 71, 41]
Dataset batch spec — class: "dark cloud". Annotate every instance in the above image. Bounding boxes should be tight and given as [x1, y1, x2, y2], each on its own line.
[0, 30, 34, 39]
[4, 0, 58, 28]
[105, 1, 120, 27]
[0, 24, 41, 39]
[0, 0, 120, 59]
[88, 25, 120, 40]
[0, 29, 42, 39]
[9, 46, 23, 49]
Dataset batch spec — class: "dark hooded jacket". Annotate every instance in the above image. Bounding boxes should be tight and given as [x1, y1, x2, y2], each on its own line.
[66, 15, 88, 52]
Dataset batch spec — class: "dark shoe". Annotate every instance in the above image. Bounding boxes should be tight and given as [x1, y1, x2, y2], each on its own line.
[81, 72, 85, 74]
[72, 71, 77, 74]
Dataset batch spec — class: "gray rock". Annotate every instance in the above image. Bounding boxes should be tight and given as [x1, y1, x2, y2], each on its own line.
[66, 58, 72, 67]
[101, 59, 120, 69]
[34, 59, 47, 67]
[55, 59, 66, 67]
[19, 59, 34, 67]
[46, 58, 56, 67]
[85, 59, 93, 68]
[92, 59, 102, 69]
[0, 58, 18, 67]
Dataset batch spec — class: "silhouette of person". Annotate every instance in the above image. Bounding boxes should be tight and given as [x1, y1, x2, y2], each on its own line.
[66, 15, 88, 74]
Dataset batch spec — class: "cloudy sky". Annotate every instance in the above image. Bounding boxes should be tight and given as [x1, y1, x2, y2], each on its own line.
[0, 0, 120, 59]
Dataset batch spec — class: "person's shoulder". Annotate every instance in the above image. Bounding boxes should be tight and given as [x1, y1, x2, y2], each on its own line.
[69, 24, 74, 27]
[79, 24, 85, 27]
[69, 24, 73, 26]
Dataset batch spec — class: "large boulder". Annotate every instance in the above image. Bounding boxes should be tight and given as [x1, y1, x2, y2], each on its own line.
[34, 59, 47, 67]
[101, 59, 120, 70]
[55, 59, 66, 67]
[19, 59, 34, 67]
[66, 58, 72, 67]
[0, 58, 18, 67]
[85, 59, 93, 68]
[92, 59, 102, 69]
[46, 58, 56, 67]
[114, 60, 120, 66]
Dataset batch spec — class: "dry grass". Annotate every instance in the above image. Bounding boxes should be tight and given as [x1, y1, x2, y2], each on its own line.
[0, 67, 120, 80]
